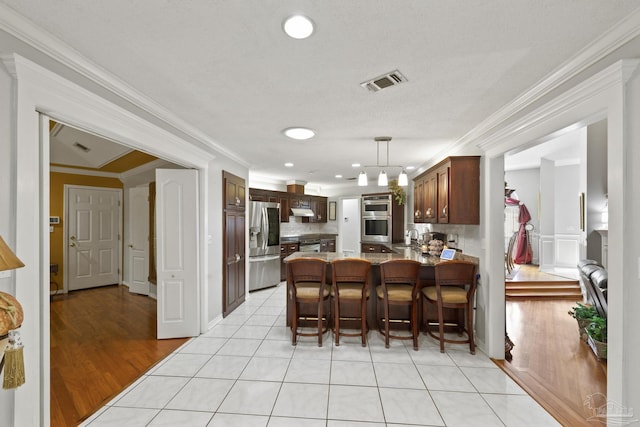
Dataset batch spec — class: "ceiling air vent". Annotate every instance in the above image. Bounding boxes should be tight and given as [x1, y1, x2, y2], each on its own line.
[360, 69, 407, 92]
[73, 142, 91, 153]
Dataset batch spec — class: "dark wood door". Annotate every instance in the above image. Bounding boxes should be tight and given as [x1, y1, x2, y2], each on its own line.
[223, 171, 246, 317]
[226, 177, 246, 210]
[225, 210, 245, 314]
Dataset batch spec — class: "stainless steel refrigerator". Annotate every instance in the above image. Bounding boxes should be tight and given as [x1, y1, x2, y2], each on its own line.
[248, 201, 281, 291]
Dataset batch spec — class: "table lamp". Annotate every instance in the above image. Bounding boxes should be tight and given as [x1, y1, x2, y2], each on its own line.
[0, 235, 25, 389]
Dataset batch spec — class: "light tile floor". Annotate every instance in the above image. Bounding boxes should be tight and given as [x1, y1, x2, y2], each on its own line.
[82, 283, 559, 427]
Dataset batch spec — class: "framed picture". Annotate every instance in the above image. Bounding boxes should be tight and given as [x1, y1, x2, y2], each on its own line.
[579, 192, 585, 231]
[328, 201, 337, 221]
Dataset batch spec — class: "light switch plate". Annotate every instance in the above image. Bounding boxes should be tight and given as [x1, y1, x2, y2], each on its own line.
[0, 270, 10, 279]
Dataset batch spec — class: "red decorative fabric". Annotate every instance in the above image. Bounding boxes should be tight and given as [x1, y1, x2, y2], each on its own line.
[514, 203, 532, 264]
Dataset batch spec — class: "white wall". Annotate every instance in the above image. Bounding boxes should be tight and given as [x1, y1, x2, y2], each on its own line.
[0, 54, 16, 427]
[619, 68, 640, 421]
[586, 120, 608, 262]
[554, 164, 581, 233]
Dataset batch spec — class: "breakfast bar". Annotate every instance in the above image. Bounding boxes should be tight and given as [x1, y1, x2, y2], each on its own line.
[283, 246, 479, 337]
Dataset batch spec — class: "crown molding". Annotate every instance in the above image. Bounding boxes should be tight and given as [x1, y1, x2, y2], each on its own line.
[454, 7, 640, 150]
[0, 4, 249, 168]
[477, 59, 640, 155]
[50, 165, 120, 178]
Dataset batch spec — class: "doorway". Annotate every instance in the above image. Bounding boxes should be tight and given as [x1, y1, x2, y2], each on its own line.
[500, 120, 607, 423]
[47, 121, 201, 423]
[339, 197, 360, 255]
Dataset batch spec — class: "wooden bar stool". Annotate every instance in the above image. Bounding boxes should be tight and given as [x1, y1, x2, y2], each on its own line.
[423, 260, 477, 354]
[376, 259, 422, 350]
[331, 258, 371, 347]
[287, 257, 330, 346]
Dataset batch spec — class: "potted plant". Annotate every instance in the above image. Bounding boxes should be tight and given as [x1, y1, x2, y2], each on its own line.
[388, 180, 406, 206]
[585, 315, 607, 360]
[568, 303, 597, 341]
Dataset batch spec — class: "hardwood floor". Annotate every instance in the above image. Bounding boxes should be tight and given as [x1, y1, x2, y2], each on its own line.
[499, 298, 607, 426]
[50, 285, 188, 427]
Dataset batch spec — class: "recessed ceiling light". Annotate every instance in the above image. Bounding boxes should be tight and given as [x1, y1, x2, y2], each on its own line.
[284, 162, 294, 167]
[283, 15, 314, 39]
[351, 163, 361, 168]
[406, 166, 415, 170]
[335, 174, 343, 179]
[283, 127, 315, 140]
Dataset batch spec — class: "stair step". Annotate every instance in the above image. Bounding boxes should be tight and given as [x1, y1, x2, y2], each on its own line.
[506, 284, 580, 291]
[506, 281, 578, 288]
[506, 280, 582, 300]
[506, 293, 583, 300]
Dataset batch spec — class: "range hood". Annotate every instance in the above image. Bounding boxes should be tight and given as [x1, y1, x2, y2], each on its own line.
[290, 208, 315, 217]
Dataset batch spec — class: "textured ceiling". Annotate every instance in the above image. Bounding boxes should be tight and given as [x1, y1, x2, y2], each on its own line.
[2, 0, 639, 189]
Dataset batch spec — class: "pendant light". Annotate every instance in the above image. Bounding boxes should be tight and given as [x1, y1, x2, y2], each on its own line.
[358, 171, 368, 186]
[398, 170, 408, 187]
[357, 137, 408, 187]
[377, 170, 388, 186]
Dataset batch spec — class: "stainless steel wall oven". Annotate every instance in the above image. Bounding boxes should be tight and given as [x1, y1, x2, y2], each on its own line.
[361, 194, 392, 243]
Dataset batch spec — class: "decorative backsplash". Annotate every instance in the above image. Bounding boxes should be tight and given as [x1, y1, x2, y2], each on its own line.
[280, 216, 338, 237]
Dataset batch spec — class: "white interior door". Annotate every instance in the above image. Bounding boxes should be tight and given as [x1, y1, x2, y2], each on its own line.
[67, 186, 121, 291]
[128, 185, 150, 295]
[340, 198, 360, 255]
[156, 169, 199, 339]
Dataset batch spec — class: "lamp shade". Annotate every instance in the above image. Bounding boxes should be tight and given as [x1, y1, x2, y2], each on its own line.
[377, 170, 388, 186]
[358, 171, 368, 186]
[0, 236, 24, 272]
[398, 170, 408, 187]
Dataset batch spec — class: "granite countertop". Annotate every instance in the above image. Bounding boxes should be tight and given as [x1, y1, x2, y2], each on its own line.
[281, 233, 338, 242]
[284, 245, 478, 266]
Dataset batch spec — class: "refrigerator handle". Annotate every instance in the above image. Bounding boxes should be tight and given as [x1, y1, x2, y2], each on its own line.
[262, 207, 269, 252]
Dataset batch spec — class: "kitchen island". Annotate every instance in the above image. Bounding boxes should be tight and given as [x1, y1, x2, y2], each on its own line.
[283, 245, 478, 266]
[283, 247, 479, 337]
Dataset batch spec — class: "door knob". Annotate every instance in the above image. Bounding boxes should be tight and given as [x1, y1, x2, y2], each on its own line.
[235, 254, 240, 262]
[128, 244, 134, 248]
[70, 235, 76, 240]
[69, 242, 76, 247]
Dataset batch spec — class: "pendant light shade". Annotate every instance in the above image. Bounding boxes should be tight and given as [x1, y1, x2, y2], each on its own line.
[377, 170, 388, 186]
[398, 170, 408, 187]
[358, 171, 368, 186]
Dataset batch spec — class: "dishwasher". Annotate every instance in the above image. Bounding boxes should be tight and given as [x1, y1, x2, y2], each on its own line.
[299, 238, 321, 253]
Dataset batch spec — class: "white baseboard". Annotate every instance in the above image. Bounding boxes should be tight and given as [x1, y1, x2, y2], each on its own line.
[208, 314, 223, 331]
[149, 283, 157, 300]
